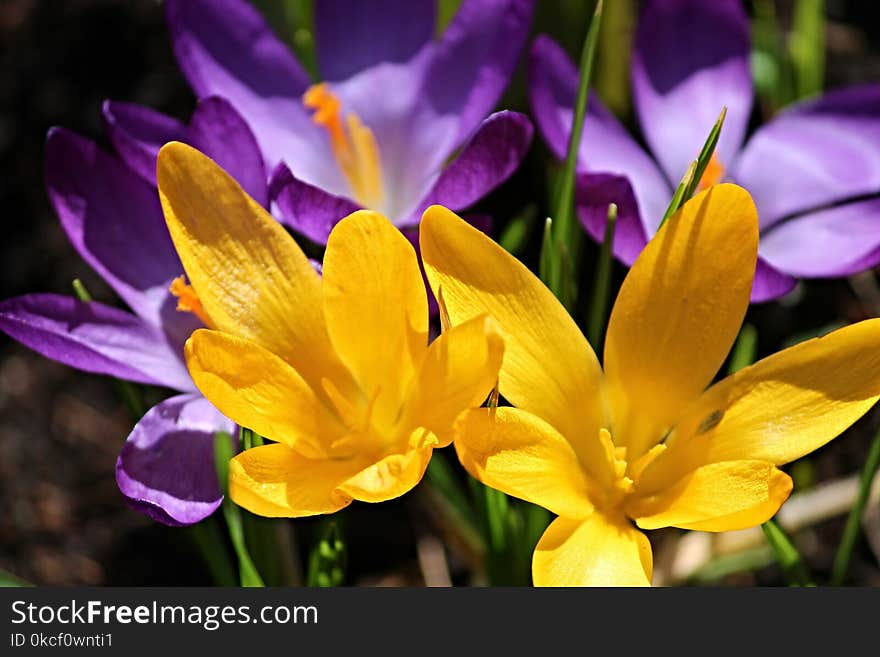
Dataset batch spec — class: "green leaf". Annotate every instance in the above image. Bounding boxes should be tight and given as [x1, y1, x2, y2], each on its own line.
[586, 202, 617, 351]
[727, 323, 758, 375]
[213, 430, 264, 587]
[547, 0, 604, 310]
[0, 568, 31, 587]
[659, 162, 696, 229]
[830, 425, 880, 585]
[307, 522, 346, 587]
[213, 431, 235, 497]
[761, 519, 814, 586]
[539, 216, 555, 285]
[184, 517, 237, 587]
[499, 205, 537, 256]
[684, 106, 727, 201]
[222, 499, 265, 587]
[789, 0, 825, 100]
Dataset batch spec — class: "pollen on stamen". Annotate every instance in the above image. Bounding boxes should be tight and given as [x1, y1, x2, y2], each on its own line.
[697, 153, 726, 191]
[169, 275, 212, 327]
[303, 82, 385, 209]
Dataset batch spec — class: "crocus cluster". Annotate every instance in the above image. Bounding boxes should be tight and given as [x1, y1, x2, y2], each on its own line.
[0, 0, 534, 526]
[3, 0, 880, 587]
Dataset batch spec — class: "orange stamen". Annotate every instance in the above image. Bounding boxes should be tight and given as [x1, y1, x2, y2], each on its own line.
[303, 82, 385, 208]
[697, 153, 726, 191]
[169, 275, 213, 328]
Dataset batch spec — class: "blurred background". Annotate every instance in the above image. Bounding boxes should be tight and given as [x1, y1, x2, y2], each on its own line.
[1, 0, 879, 586]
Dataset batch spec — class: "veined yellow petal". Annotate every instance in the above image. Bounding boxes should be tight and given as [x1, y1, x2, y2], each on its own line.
[185, 329, 345, 458]
[337, 445, 433, 503]
[157, 142, 351, 394]
[630, 460, 792, 532]
[407, 314, 504, 446]
[638, 318, 880, 493]
[322, 210, 429, 427]
[420, 205, 609, 482]
[532, 513, 652, 587]
[603, 184, 758, 458]
[229, 443, 363, 518]
[454, 407, 596, 520]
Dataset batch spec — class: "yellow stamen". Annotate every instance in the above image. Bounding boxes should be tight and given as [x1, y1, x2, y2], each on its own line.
[169, 275, 213, 328]
[697, 153, 726, 191]
[303, 82, 385, 208]
[628, 443, 666, 484]
[598, 429, 634, 506]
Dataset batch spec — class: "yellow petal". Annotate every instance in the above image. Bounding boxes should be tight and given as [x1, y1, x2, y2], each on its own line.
[337, 445, 433, 503]
[638, 318, 880, 492]
[420, 205, 609, 481]
[407, 314, 505, 446]
[454, 407, 596, 520]
[185, 329, 345, 458]
[532, 513, 652, 586]
[229, 443, 363, 517]
[629, 460, 792, 532]
[603, 184, 758, 457]
[322, 210, 429, 426]
[157, 142, 351, 393]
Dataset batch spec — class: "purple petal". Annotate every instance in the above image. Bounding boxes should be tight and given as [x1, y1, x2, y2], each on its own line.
[575, 173, 649, 266]
[0, 294, 193, 391]
[632, 0, 753, 185]
[423, 0, 535, 144]
[331, 51, 442, 219]
[117, 393, 235, 526]
[315, 0, 435, 81]
[45, 128, 185, 326]
[759, 198, 880, 279]
[529, 36, 672, 235]
[528, 35, 575, 158]
[411, 111, 533, 222]
[102, 101, 186, 186]
[185, 96, 268, 207]
[733, 85, 880, 228]
[750, 257, 798, 303]
[269, 163, 360, 245]
[165, 0, 335, 184]
[330, 1, 533, 222]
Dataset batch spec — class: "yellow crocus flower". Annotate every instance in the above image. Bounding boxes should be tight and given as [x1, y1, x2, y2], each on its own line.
[156, 142, 504, 517]
[420, 184, 880, 586]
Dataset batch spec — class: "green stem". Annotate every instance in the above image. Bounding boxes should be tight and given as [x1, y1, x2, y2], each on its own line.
[484, 487, 509, 555]
[586, 203, 617, 349]
[538, 217, 555, 285]
[830, 426, 880, 585]
[222, 500, 265, 587]
[185, 516, 237, 587]
[547, 0, 604, 309]
[727, 324, 758, 375]
[789, 0, 825, 100]
[214, 430, 264, 587]
[761, 519, 814, 586]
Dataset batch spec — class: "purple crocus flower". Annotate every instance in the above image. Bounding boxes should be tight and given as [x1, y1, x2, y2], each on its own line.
[530, 0, 880, 302]
[164, 0, 535, 244]
[0, 96, 269, 525]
